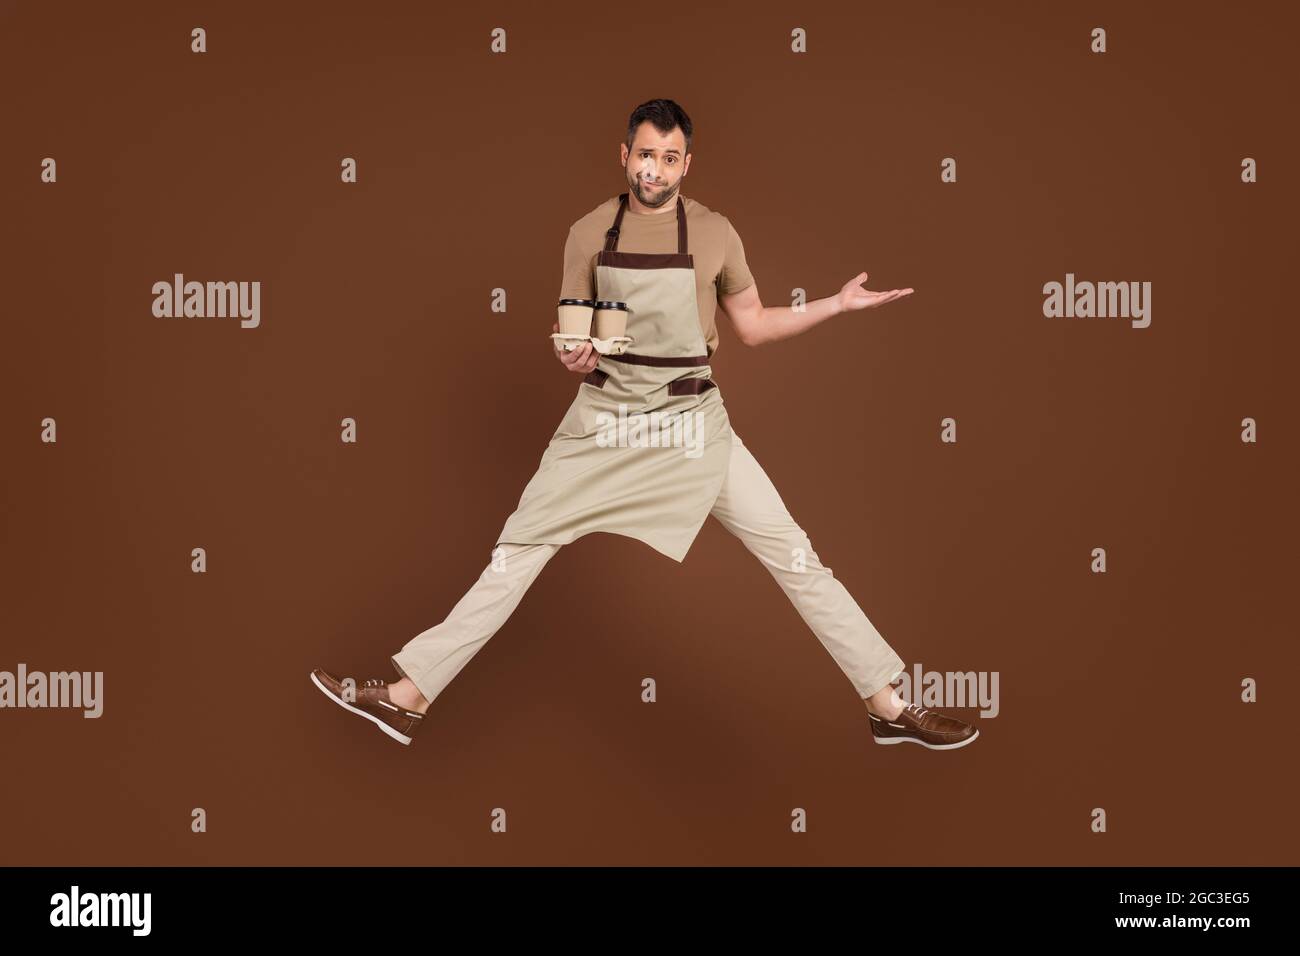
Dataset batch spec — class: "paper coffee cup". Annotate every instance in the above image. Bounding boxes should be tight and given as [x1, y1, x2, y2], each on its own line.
[593, 300, 631, 339]
[557, 299, 595, 336]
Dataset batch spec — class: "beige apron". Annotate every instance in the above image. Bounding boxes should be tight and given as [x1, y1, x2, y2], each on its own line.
[494, 193, 733, 563]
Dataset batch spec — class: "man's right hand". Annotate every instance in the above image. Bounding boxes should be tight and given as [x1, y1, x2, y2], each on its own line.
[554, 322, 600, 374]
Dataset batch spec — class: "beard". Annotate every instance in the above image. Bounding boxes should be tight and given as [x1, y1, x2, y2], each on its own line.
[627, 171, 678, 208]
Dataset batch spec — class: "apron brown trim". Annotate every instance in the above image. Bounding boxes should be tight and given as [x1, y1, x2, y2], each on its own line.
[603, 192, 687, 254]
[584, 368, 714, 395]
[667, 377, 717, 396]
[606, 352, 710, 367]
[596, 250, 693, 270]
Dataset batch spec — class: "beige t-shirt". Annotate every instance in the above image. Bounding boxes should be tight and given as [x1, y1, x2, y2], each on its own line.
[559, 194, 754, 358]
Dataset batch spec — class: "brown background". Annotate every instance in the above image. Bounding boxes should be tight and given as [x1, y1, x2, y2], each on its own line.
[2, 0, 1296, 865]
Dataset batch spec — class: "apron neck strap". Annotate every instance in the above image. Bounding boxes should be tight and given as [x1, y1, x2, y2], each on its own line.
[603, 193, 687, 255]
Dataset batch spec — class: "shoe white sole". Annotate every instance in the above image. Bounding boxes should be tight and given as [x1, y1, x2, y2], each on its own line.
[310, 671, 413, 746]
[873, 729, 979, 750]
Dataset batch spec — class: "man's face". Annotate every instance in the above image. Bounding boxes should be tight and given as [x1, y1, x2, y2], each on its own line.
[621, 122, 690, 209]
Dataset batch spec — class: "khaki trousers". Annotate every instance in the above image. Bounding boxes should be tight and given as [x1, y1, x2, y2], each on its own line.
[391, 430, 905, 705]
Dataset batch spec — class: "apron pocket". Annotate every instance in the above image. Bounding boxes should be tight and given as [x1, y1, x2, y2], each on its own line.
[667, 377, 716, 396]
[583, 368, 609, 388]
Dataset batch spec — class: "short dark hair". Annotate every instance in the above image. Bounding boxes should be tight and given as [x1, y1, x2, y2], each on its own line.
[625, 99, 693, 155]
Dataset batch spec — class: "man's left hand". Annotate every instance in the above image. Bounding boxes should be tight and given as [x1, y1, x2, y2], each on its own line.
[837, 271, 913, 314]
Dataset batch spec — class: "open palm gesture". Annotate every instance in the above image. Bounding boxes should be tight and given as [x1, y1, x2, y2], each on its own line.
[838, 271, 913, 314]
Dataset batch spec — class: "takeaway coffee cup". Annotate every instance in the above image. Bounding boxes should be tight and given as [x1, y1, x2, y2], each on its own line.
[557, 298, 595, 336]
[593, 300, 631, 339]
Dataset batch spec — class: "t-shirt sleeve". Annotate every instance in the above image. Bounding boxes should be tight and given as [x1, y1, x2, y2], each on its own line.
[717, 218, 755, 295]
[559, 225, 596, 301]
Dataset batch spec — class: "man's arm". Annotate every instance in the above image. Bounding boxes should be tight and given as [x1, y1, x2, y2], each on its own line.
[721, 272, 914, 348]
[554, 224, 599, 373]
[720, 281, 840, 347]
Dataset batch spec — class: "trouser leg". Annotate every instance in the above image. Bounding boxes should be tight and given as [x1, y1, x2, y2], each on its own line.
[390, 541, 560, 705]
[708, 430, 905, 699]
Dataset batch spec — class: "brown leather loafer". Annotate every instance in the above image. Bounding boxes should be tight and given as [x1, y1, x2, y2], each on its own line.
[310, 668, 424, 746]
[868, 701, 979, 750]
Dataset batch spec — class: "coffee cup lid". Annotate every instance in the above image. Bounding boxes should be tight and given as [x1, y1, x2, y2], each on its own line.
[558, 298, 595, 306]
[593, 300, 632, 312]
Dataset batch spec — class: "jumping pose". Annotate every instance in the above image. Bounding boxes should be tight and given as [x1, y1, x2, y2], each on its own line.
[312, 99, 978, 752]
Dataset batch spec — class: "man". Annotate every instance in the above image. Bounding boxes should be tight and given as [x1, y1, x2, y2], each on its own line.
[312, 99, 977, 752]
